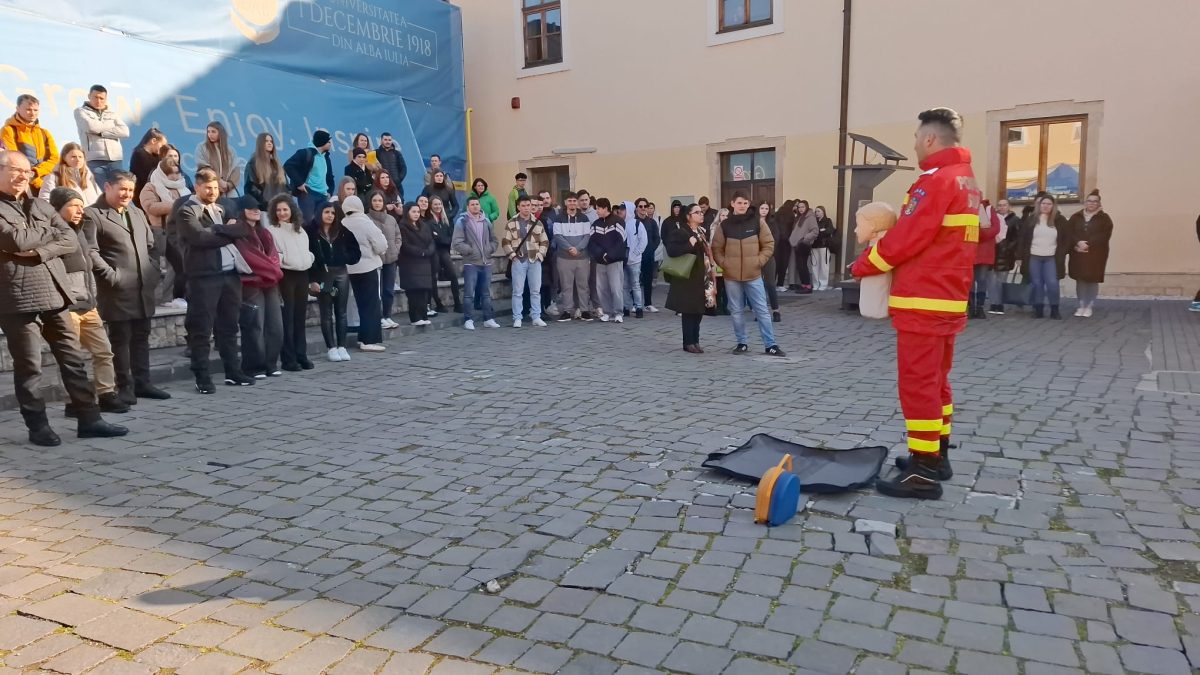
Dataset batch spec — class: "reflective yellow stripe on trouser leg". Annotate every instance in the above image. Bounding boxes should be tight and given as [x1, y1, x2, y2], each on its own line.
[942, 404, 953, 437]
[907, 437, 941, 453]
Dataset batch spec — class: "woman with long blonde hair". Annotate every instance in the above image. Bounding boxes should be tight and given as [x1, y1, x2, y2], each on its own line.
[39, 142, 100, 204]
[194, 121, 240, 197]
[244, 132, 288, 208]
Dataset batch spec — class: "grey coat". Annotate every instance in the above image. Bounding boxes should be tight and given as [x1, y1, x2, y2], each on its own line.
[83, 196, 160, 321]
[451, 213, 497, 267]
[0, 194, 76, 314]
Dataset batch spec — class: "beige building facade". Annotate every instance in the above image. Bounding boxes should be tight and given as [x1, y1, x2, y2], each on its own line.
[457, 0, 1200, 295]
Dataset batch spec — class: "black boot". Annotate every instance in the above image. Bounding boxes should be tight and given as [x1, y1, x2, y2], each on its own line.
[134, 383, 172, 400]
[117, 385, 137, 406]
[77, 416, 129, 439]
[1033, 305, 1044, 318]
[98, 392, 131, 413]
[29, 425, 62, 447]
[1049, 305, 1062, 320]
[895, 437, 954, 480]
[877, 451, 944, 500]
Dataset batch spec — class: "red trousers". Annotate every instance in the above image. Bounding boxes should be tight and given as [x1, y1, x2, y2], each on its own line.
[897, 331, 954, 454]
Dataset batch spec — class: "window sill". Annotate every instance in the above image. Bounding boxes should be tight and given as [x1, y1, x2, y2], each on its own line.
[517, 60, 569, 79]
[707, 20, 783, 47]
[717, 19, 773, 34]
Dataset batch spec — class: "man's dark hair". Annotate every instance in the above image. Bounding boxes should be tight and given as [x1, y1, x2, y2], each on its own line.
[380, 132, 392, 139]
[798, 199, 810, 208]
[89, 85, 107, 94]
[538, 190, 551, 199]
[430, 153, 441, 160]
[648, 202, 655, 208]
[698, 196, 710, 206]
[576, 188, 590, 198]
[917, 107, 963, 144]
[635, 197, 649, 207]
[16, 94, 38, 107]
[516, 195, 532, 206]
[594, 197, 612, 210]
[515, 172, 528, 181]
[466, 196, 480, 205]
[731, 191, 749, 202]
[105, 170, 136, 186]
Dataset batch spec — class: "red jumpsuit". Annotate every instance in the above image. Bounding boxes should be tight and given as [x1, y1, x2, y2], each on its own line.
[851, 146, 980, 456]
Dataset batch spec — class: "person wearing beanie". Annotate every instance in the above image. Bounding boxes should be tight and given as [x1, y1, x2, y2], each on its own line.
[284, 129, 335, 222]
[1066, 188, 1113, 317]
[345, 147, 374, 197]
[338, 195, 389, 351]
[82, 170, 172, 404]
[49, 187, 126, 416]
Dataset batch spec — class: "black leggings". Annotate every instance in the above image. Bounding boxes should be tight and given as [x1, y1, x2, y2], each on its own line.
[166, 239, 187, 299]
[430, 248, 460, 309]
[762, 258, 778, 310]
[792, 244, 812, 286]
[681, 313, 703, 346]
[406, 289, 430, 323]
[279, 269, 310, 366]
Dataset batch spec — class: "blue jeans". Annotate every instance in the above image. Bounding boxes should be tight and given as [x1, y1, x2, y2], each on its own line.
[624, 263, 643, 310]
[1027, 256, 1060, 307]
[462, 264, 494, 323]
[379, 262, 397, 318]
[510, 259, 542, 321]
[87, 159, 122, 187]
[724, 278, 776, 348]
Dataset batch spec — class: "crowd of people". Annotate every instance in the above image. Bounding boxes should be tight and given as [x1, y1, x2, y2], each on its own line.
[0, 86, 1129, 452]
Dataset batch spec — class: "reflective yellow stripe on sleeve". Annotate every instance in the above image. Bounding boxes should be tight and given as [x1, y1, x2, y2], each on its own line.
[868, 247, 893, 272]
[942, 404, 954, 416]
[942, 214, 979, 227]
[906, 419, 944, 432]
[888, 296, 969, 313]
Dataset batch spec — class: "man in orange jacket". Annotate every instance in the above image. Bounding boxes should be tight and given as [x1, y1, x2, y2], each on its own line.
[1, 95, 58, 193]
[851, 107, 981, 500]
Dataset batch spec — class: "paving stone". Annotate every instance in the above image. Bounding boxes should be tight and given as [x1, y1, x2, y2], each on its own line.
[20, 592, 118, 626]
[276, 598, 359, 633]
[328, 647, 391, 675]
[1011, 608, 1080, 639]
[679, 614, 737, 646]
[786, 639, 858, 674]
[676, 564, 735, 593]
[475, 636, 534, 666]
[422, 626, 493, 658]
[629, 604, 688, 634]
[41, 644, 117, 675]
[728, 626, 794, 659]
[660, 641, 734, 675]
[513, 644, 574, 674]
[606, 574, 668, 603]
[378, 652, 437, 675]
[364, 616, 444, 652]
[1118, 644, 1194, 675]
[898, 640, 954, 670]
[221, 625, 311, 661]
[484, 605, 540, 632]
[888, 609, 943, 640]
[525, 612, 584, 643]
[943, 619, 1005, 653]
[176, 652, 254, 675]
[267, 636, 354, 675]
[0, 614, 58, 650]
[817, 619, 897, 654]
[1051, 592, 1109, 620]
[569, 622, 628, 654]
[1112, 607, 1181, 649]
[611, 631, 678, 668]
[955, 650, 1019, 675]
[1009, 632, 1080, 667]
[829, 595, 892, 628]
[765, 604, 823, 637]
[74, 607, 179, 651]
[1079, 643, 1124, 675]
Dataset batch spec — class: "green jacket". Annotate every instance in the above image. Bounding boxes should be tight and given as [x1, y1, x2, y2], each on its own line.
[506, 185, 527, 220]
[473, 190, 500, 224]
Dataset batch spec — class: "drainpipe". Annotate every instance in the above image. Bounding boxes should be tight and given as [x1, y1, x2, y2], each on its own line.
[835, 0, 852, 277]
[465, 107, 475, 183]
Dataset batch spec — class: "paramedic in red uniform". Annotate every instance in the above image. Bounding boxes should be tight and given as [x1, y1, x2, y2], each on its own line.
[851, 107, 981, 500]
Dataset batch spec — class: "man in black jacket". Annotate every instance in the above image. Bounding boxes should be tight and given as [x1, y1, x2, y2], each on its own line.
[375, 132, 407, 201]
[988, 198, 1023, 315]
[635, 198, 661, 312]
[586, 198, 627, 323]
[178, 167, 253, 393]
[0, 151, 127, 446]
[284, 130, 334, 222]
[84, 171, 171, 405]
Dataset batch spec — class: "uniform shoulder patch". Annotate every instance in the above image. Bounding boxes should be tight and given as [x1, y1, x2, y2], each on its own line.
[904, 188, 927, 216]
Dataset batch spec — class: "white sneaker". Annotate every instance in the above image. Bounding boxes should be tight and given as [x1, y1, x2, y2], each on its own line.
[328, 348, 342, 362]
[614, 315, 624, 323]
[512, 319, 522, 328]
[1083, 307, 1093, 318]
[599, 314, 611, 322]
[337, 347, 351, 362]
[171, 298, 189, 309]
[532, 318, 547, 327]
[464, 319, 475, 330]
[775, 286, 787, 293]
[645, 305, 659, 313]
[420, 319, 432, 326]
[426, 309, 438, 317]
[1073, 308, 1084, 317]
[483, 319, 501, 328]
[359, 343, 386, 352]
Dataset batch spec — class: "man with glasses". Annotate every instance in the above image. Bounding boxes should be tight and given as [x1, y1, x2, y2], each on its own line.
[712, 191, 786, 357]
[0, 151, 128, 446]
[634, 198, 662, 313]
[622, 201, 648, 318]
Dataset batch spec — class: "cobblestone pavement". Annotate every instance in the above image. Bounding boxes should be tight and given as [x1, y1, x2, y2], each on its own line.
[2, 294, 1199, 675]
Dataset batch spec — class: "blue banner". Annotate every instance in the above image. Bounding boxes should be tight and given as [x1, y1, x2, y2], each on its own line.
[0, 0, 465, 198]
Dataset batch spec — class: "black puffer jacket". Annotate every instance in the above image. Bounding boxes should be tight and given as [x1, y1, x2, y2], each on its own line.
[0, 194, 76, 314]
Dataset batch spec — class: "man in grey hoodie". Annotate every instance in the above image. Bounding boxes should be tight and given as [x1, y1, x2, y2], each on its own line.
[452, 197, 501, 330]
[553, 192, 592, 321]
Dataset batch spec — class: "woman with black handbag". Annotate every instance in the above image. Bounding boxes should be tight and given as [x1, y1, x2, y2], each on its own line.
[665, 204, 717, 353]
